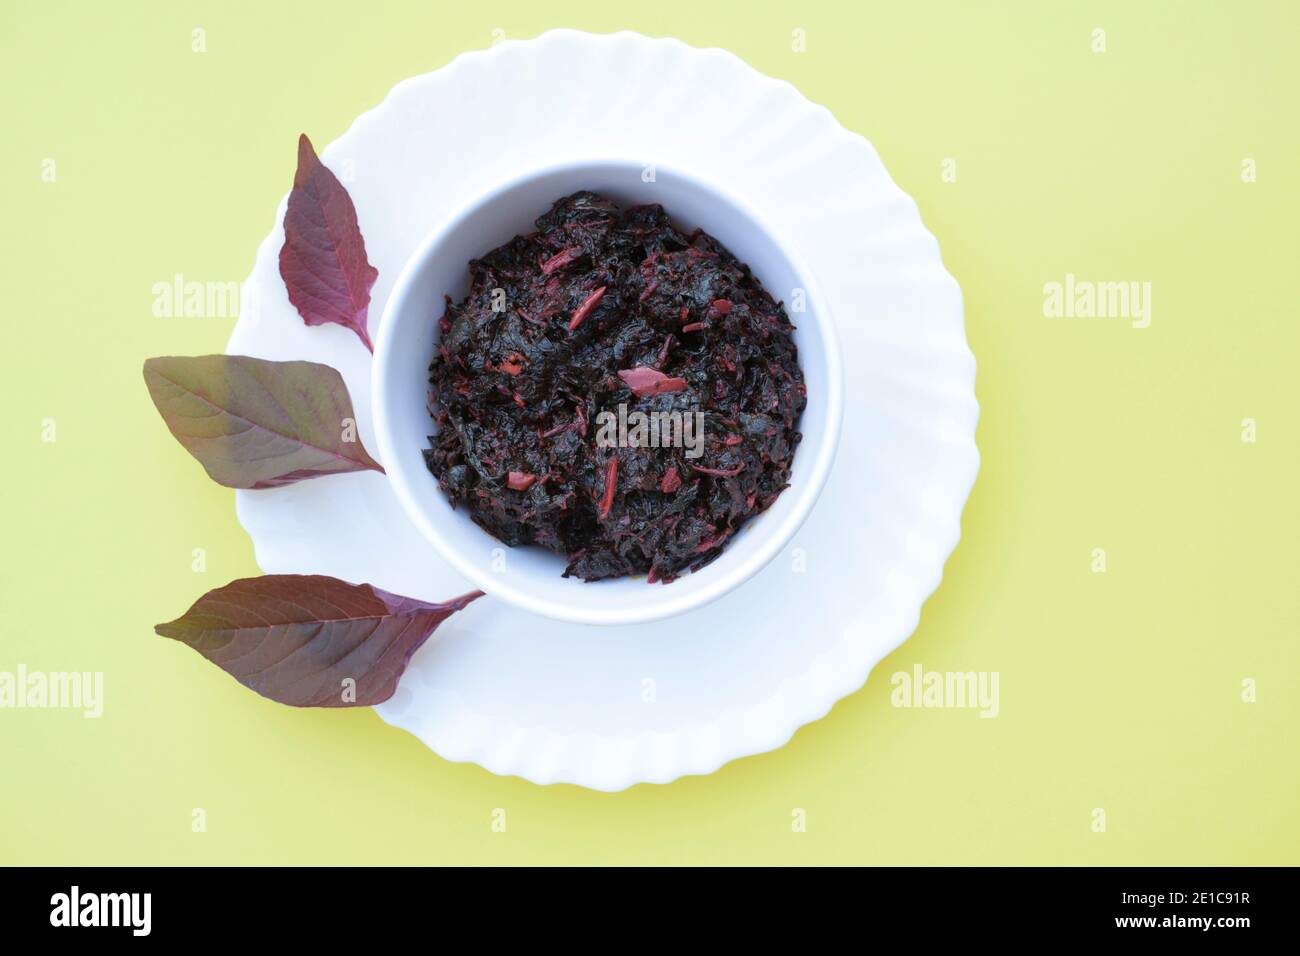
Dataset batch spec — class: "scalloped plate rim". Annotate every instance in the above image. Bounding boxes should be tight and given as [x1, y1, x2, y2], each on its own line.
[228, 29, 980, 791]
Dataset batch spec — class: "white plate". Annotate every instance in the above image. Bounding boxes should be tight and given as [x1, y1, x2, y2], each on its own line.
[227, 29, 979, 791]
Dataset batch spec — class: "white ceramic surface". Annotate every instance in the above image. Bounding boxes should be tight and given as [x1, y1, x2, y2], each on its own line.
[372, 158, 844, 626]
[227, 30, 979, 791]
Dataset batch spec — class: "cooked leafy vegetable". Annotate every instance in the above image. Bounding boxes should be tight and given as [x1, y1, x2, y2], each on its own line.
[424, 192, 806, 583]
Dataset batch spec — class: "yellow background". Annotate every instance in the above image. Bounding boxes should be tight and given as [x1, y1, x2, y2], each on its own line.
[2, 0, 1296, 865]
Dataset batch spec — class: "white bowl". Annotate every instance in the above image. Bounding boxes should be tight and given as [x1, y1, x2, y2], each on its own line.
[372, 158, 844, 626]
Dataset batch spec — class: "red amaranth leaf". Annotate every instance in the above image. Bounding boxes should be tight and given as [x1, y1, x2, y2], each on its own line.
[617, 365, 689, 397]
[507, 471, 537, 490]
[693, 462, 746, 478]
[279, 134, 379, 351]
[541, 247, 580, 274]
[597, 457, 618, 520]
[567, 285, 606, 331]
[143, 355, 384, 489]
[694, 529, 732, 553]
[155, 575, 482, 707]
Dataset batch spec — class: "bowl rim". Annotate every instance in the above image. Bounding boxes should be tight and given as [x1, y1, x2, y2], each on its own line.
[372, 156, 845, 626]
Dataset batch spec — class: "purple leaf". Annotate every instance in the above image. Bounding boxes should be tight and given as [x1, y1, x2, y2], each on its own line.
[143, 354, 384, 489]
[279, 134, 379, 351]
[155, 575, 483, 707]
